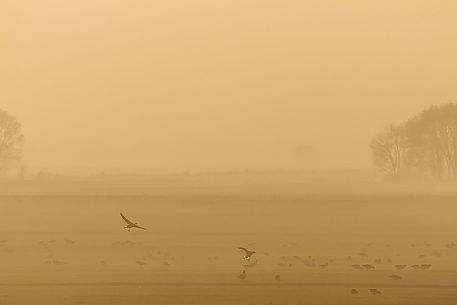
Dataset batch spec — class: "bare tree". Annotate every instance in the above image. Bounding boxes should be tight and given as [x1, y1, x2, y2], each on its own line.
[372, 103, 457, 180]
[0, 109, 24, 174]
[370, 124, 407, 178]
[405, 104, 457, 179]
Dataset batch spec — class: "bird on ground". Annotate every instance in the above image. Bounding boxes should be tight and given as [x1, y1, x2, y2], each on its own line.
[238, 270, 247, 280]
[275, 274, 281, 281]
[431, 251, 441, 257]
[239, 247, 256, 261]
[362, 264, 375, 270]
[135, 260, 147, 266]
[45, 259, 66, 265]
[120, 213, 147, 232]
[350, 289, 359, 294]
[369, 288, 382, 295]
[319, 262, 329, 269]
[64, 238, 75, 245]
[389, 274, 402, 280]
[446, 242, 456, 249]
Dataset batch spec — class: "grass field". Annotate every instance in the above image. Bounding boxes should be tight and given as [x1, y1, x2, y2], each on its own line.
[1, 187, 457, 304]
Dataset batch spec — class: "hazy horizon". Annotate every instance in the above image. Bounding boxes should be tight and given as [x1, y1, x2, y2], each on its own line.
[2, 3, 457, 304]
[3, 0, 457, 174]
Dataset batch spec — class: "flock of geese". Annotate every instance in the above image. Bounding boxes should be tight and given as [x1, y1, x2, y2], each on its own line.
[230, 235, 456, 296]
[233, 242, 452, 296]
[1, 213, 453, 298]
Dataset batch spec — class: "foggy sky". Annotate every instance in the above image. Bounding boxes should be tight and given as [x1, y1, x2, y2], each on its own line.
[2, 0, 457, 174]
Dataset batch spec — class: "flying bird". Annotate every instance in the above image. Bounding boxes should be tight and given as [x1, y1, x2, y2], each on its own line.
[120, 213, 147, 232]
[239, 247, 256, 261]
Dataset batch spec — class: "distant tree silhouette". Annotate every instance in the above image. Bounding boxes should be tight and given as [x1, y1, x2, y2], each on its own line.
[0, 109, 24, 174]
[372, 103, 457, 179]
[371, 124, 407, 177]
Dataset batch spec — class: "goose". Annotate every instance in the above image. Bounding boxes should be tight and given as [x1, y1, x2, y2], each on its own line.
[120, 213, 147, 232]
[394, 264, 407, 270]
[238, 247, 256, 261]
[369, 288, 382, 295]
[389, 274, 402, 280]
[238, 270, 247, 280]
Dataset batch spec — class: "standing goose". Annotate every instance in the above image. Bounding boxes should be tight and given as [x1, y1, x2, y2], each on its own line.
[238, 270, 247, 280]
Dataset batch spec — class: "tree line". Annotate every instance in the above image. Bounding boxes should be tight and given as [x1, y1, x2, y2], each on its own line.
[371, 103, 457, 179]
[3, 104, 457, 180]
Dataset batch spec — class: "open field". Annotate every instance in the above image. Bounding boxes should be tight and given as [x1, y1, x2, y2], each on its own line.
[1, 188, 457, 304]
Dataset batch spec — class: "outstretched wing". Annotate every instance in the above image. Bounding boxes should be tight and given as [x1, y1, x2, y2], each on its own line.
[120, 213, 135, 225]
[133, 224, 147, 230]
[238, 247, 250, 254]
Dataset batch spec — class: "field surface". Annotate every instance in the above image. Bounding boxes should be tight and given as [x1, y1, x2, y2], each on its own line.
[1, 191, 457, 304]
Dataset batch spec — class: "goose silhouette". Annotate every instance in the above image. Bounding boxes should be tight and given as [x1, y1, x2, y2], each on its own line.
[120, 213, 147, 232]
[238, 247, 256, 261]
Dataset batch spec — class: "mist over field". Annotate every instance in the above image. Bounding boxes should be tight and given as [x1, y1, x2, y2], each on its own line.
[2, 1, 457, 304]
[3, 1, 457, 175]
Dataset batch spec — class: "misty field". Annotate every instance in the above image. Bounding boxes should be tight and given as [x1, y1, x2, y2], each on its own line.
[1, 191, 457, 305]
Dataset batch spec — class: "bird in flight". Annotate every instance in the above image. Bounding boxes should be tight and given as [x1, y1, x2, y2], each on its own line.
[239, 247, 256, 261]
[120, 213, 147, 232]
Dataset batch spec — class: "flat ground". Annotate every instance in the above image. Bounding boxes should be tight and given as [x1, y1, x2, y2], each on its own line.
[1, 191, 457, 304]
